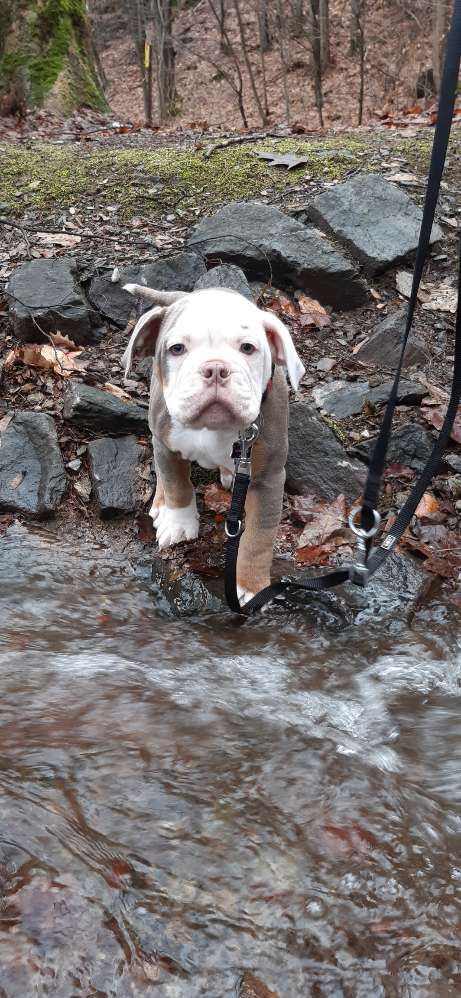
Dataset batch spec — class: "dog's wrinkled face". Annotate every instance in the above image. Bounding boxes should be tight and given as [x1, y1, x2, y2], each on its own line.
[122, 288, 304, 431]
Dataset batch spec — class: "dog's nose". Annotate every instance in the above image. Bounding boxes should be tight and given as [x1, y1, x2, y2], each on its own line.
[200, 362, 230, 384]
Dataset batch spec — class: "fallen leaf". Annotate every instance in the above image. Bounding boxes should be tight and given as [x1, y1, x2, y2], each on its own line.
[239, 971, 279, 998]
[74, 475, 92, 502]
[296, 536, 345, 564]
[297, 294, 331, 329]
[297, 494, 347, 549]
[256, 151, 310, 170]
[388, 171, 419, 184]
[421, 283, 458, 313]
[401, 524, 461, 578]
[36, 232, 81, 247]
[421, 404, 461, 444]
[103, 381, 133, 401]
[15, 343, 86, 377]
[49, 331, 78, 350]
[203, 483, 231, 512]
[415, 492, 439, 518]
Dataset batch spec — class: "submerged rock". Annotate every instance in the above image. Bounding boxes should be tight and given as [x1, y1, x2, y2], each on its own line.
[63, 381, 149, 434]
[87, 435, 151, 517]
[0, 411, 66, 517]
[188, 201, 368, 309]
[88, 252, 206, 326]
[8, 258, 100, 345]
[308, 173, 442, 275]
[286, 402, 365, 500]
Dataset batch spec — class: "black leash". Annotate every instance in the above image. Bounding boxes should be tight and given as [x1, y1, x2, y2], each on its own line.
[225, 0, 461, 615]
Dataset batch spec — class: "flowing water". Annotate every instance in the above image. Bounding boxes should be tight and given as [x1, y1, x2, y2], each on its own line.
[1, 521, 461, 997]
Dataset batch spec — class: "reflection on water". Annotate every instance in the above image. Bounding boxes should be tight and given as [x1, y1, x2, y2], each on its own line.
[1, 522, 461, 996]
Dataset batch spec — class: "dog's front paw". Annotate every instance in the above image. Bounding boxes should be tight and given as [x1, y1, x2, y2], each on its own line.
[150, 497, 199, 549]
[220, 468, 233, 491]
[237, 584, 257, 607]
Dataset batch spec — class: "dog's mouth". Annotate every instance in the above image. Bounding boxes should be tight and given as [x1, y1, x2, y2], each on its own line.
[189, 399, 239, 429]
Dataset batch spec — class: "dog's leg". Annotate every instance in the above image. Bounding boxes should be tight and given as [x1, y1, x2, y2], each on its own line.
[150, 439, 199, 548]
[220, 466, 233, 490]
[236, 469, 285, 605]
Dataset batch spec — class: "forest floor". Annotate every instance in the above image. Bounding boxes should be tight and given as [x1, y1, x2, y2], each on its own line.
[1, 122, 461, 606]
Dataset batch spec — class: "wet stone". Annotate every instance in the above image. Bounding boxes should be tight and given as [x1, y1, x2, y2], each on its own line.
[308, 173, 442, 275]
[63, 381, 149, 434]
[194, 263, 253, 300]
[88, 252, 206, 326]
[286, 402, 365, 501]
[8, 258, 101, 345]
[188, 201, 368, 309]
[157, 571, 224, 615]
[344, 551, 433, 622]
[88, 436, 151, 518]
[355, 307, 428, 369]
[313, 378, 426, 419]
[0, 411, 66, 517]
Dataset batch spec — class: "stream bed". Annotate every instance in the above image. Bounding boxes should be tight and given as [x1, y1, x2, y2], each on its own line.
[0, 521, 460, 997]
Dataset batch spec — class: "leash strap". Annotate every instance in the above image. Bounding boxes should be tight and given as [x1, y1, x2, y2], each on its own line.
[224, 0, 461, 615]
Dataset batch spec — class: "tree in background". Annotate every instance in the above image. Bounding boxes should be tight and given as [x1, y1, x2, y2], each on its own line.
[0, 0, 107, 116]
[432, 0, 449, 92]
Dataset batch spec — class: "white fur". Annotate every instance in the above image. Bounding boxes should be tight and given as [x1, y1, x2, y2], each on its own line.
[237, 585, 256, 606]
[168, 422, 236, 475]
[150, 495, 199, 548]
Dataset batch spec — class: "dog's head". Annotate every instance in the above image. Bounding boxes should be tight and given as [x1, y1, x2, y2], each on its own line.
[122, 285, 305, 431]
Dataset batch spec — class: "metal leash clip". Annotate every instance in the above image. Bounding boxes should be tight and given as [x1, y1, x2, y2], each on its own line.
[232, 418, 262, 478]
[348, 506, 381, 586]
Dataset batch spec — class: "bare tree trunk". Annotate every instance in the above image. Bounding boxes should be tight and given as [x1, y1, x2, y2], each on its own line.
[258, 0, 272, 51]
[309, 0, 324, 127]
[205, 0, 249, 127]
[432, 0, 449, 92]
[276, 0, 291, 124]
[152, 0, 176, 121]
[350, 0, 361, 55]
[319, 0, 330, 71]
[257, 0, 270, 117]
[233, 0, 267, 124]
[357, 1, 365, 124]
[291, 0, 304, 37]
[218, 0, 228, 52]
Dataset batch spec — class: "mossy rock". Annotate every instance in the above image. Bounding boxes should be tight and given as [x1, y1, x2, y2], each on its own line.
[0, 0, 107, 114]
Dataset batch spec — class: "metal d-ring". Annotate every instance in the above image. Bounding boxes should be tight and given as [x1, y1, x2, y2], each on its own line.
[225, 519, 242, 538]
[348, 506, 381, 539]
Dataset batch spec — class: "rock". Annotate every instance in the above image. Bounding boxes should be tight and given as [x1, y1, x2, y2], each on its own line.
[158, 571, 223, 615]
[445, 453, 461, 473]
[312, 378, 426, 419]
[346, 552, 433, 622]
[88, 435, 150, 517]
[187, 201, 367, 309]
[88, 252, 206, 326]
[355, 307, 428, 368]
[194, 263, 253, 300]
[359, 422, 435, 472]
[63, 381, 149, 433]
[0, 411, 66, 517]
[308, 173, 442, 275]
[7, 258, 100, 345]
[286, 402, 365, 500]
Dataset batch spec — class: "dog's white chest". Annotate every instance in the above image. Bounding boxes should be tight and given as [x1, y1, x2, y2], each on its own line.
[168, 424, 235, 471]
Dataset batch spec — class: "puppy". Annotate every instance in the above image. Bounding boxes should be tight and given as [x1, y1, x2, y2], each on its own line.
[122, 285, 305, 604]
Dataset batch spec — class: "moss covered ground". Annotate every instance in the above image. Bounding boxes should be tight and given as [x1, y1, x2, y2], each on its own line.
[1, 129, 459, 225]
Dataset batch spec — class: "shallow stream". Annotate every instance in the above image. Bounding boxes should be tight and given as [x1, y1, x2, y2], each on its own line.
[1, 522, 460, 996]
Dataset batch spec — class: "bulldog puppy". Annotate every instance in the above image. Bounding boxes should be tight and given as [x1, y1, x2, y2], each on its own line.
[122, 284, 305, 604]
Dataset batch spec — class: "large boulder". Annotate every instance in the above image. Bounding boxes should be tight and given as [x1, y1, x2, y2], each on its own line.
[8, 259, 100, 345]
[187, 201, 367, 309]
[87, 435, 151, 517]
[87, 252, 206, 326]
[355, 307, 427, 369]
[359, 422, 435, 472]
[63, 382, 149, 434]
[308, 173, 442, 275]
[0, 411, 66, 516]
[286, 402, 365, 500]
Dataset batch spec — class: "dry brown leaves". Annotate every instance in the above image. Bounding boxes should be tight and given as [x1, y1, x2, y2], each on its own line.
[297, 293, 331, 329]
[421, 404, 461, 444]
[4, 340, 86, 378]
[239, 972, 279, 998]
[401, 524, 461, 577]
[293, 494, 352, 565]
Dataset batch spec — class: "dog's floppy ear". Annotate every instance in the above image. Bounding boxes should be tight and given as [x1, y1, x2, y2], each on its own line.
[121, 306, 165, 376]
[259, 310, 305, 391]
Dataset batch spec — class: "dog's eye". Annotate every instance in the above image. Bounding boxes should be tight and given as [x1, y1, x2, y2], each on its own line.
[169, 343, 185, 356]
[240, 343, 256, 355]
